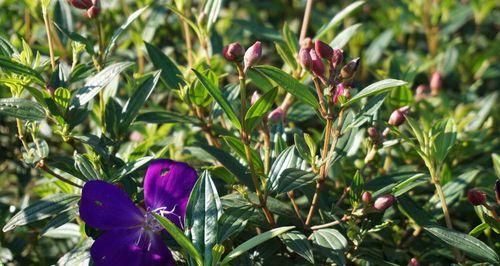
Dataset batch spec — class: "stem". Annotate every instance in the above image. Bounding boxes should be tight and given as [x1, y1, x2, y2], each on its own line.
[288, 191, 305, 226]
[310, 215, 349, 230]
[313, 77, 327, 117]
[42, 6, 56, 70]
[262, 120, 271, 175]
[237, 64, 275, 227]
[299, 0, 314, 43]
[16, 119, 29, 151]
[37, 161, 82, 188]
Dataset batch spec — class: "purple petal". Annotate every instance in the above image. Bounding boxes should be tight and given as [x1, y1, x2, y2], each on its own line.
[144, 159, 197, 227]
[90, 228, 174, 266]
[80, 180, 144, 230]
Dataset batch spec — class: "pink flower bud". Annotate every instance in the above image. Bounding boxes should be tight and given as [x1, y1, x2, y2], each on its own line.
[301, 37, 313, 49]
[46, 85, 56, 96]
[298, 48, 312, 71]
[130, 131, 144, 142]
[430, 71, 442, 96]
[222, 42, 245, 62]
[331, 49, 344, 69]
[309, 49, 326, 83]
[340, 58, 360, 80]
[373, 194, 395, 211]
[314, 40, 333, 60]
[85, 5, 100, 19]
[362, 191, 372, 204]
[467, 188, 486, 206]
[268, 107, 284, 123]
[250, 91, 261, 105]
[367, 127, 379, 141]
[407, 258, 420, 266]
[333, 83, 346, 104]
[388, 106, 410, 126]
[415, 84, 429, 101]
[67, 0, 93, 9]
[243, 41, 262, 72]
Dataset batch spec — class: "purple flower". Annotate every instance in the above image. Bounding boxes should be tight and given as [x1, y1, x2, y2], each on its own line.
[79, 159, 198, 266]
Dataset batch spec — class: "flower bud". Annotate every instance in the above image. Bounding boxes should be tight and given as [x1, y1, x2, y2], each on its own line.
[243, 41, 262, 72]
[362, 191, 372, 204]
[250, 91, 261, 105]
[415, 84, 429, 101]
[373, 194, 395, 211]
[467, 188, 486, 206]
[333, 83, 346, 104]
[314, 40, 333, 60]
[367, 127, 379, 141]
[388, 106, 410, 126]
[309, 49, 326, 83]
[298, 48, 312, 71]
[407, 258, 420, 266]
[495, 180, 500, 204]
[67, 0, 93, 9]
[331, 49, 344, 69]
[340, 58, 360, 80]
[85, 5, 100, 19]
[430, 71, 442, 96]
[268, 107, 284, 123]
[301, 37, 313, 49]
[222, 42, 245, 62]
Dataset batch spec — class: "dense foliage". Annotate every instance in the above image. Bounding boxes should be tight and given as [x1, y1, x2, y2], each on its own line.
[0, 0, 498, 265]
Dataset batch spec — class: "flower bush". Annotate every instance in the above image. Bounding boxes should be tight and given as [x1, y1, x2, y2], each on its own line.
[0, 0, 498, 265]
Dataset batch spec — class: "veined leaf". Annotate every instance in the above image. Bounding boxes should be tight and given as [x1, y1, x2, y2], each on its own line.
[280, 231, 314, 264]
[217, 206, 254, 242]
[104, 6, 148, 58]
[268, 168, 317, 195]
[136, 110, 199, 124]
[245, 87, 278, 132]
[0, 56, 44, 84]
[144, 42, 185, 90]
[223, 136, 264, 172]
[312, 228, 348, 264]
[329, 23, 362, 49]
[204, 0, 223, 31]
[0, 98, 45, 121]
[344, 79, 407, 106]
[315, 1, 364, 39]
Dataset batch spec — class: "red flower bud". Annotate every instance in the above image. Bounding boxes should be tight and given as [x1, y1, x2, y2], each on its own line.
[388, 106, 410, 126]
[250, 91, 261, 105]
[340, 58, 360, 80]
[67, 0, 93, 9]
[298, 48, 312, 71]
[373, 194, 395, 211]
[268, 107, 284, 123]
[362, 191, 372, 204]
[407, 258, 420, 266]
[333, 83, 346, 104]
[85, 5, 100, 19]
[243, 41, 262, 72]
[222, 42, 245, 62]
[301, 37, 313, 49]
[430, 71, 442, 96]
[314, 40, 333, 60]
[367, 127, 379, 141]
[467, 188, 486, 206]
[309, 49, 326, 83]
[495, 180, 500, 204]
[331, 49, 344, 69]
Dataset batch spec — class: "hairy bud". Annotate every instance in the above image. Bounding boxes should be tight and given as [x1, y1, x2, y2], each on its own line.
[331, 49, 344, 69]
[467, 189, 486, 206]
[407, 258, 420, 266]
[301, 37, 313, 49]
[222, 42, 245, 62]
[67, 0, 93, 9]
[250, 91, 261, 105]
[85, 5, 100, 19]
[309, 49, 326, 83]
[362, 191, 372, 204]
[268, 107, 284, 123]
[314, 40, 333, 59]
[243, 41, 262, 72]
[340, 58, 360, 80]
[430, 71, 442, 96]
[388, 106, 410, 126]
[298, 48, 312, 71]
[373, 194, 395, 211]
[367, 127, 379, 141]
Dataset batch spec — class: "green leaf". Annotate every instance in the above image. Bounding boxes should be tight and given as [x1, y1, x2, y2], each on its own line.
[136, 110, 199, 124]
[185, 171, 223, 266]
[349, 93, 387, 128]
[153, 213, 203, 266]
[312, 228, 348, 264]
[0, 56, 44, 84]
[344, 79, 407, 106]
[104, 98, 121, 138]
[428, 170, 479, 208]
[41, 208, 78, 236]
[104, 6, 148, 58]
[120, 71, 161, 129]
[254, 66, 319, 108]
[275, 42, 298, 70]
[192, 68, 241, 130]
[144, 42, 185, 90]
[220, 226, 294, 265]
[245, 87, 278, 132]
[2, 194, 80, 232]
[279, 231, 314, 264]
[232, 19, 283, 42]
[203, 0, 223, 31]
[69, 62, 133, 110]
[109, 156, 153, 182]
[74, 153, 100, 181]
[217, 206, 254, 242]
[53, 23, 93, 55]
[0, 98, 45, 121]
[268, 168, 317, 195]
[267, 146, 305, 191]
[0, 35, 16, 56]
[315, 1, 364, 39]
[223, 136, 264, 172]
[329, 23, 362, 49]
[432, 118, 457, 162]
[469, 222, 489, 237]
[492, 153, 500, 177]
[282, 23, 299, 55]
[398, 196, 499, 264]
[365, 29, 394, 65]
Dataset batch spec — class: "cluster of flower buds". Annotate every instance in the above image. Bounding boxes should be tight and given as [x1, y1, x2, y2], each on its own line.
[467, 188, 486, 206]
[222, 41, 262, 73]
[67, 0, 100, 19]
[298, 38, 359, 86]
[373, 194, 396, 211]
